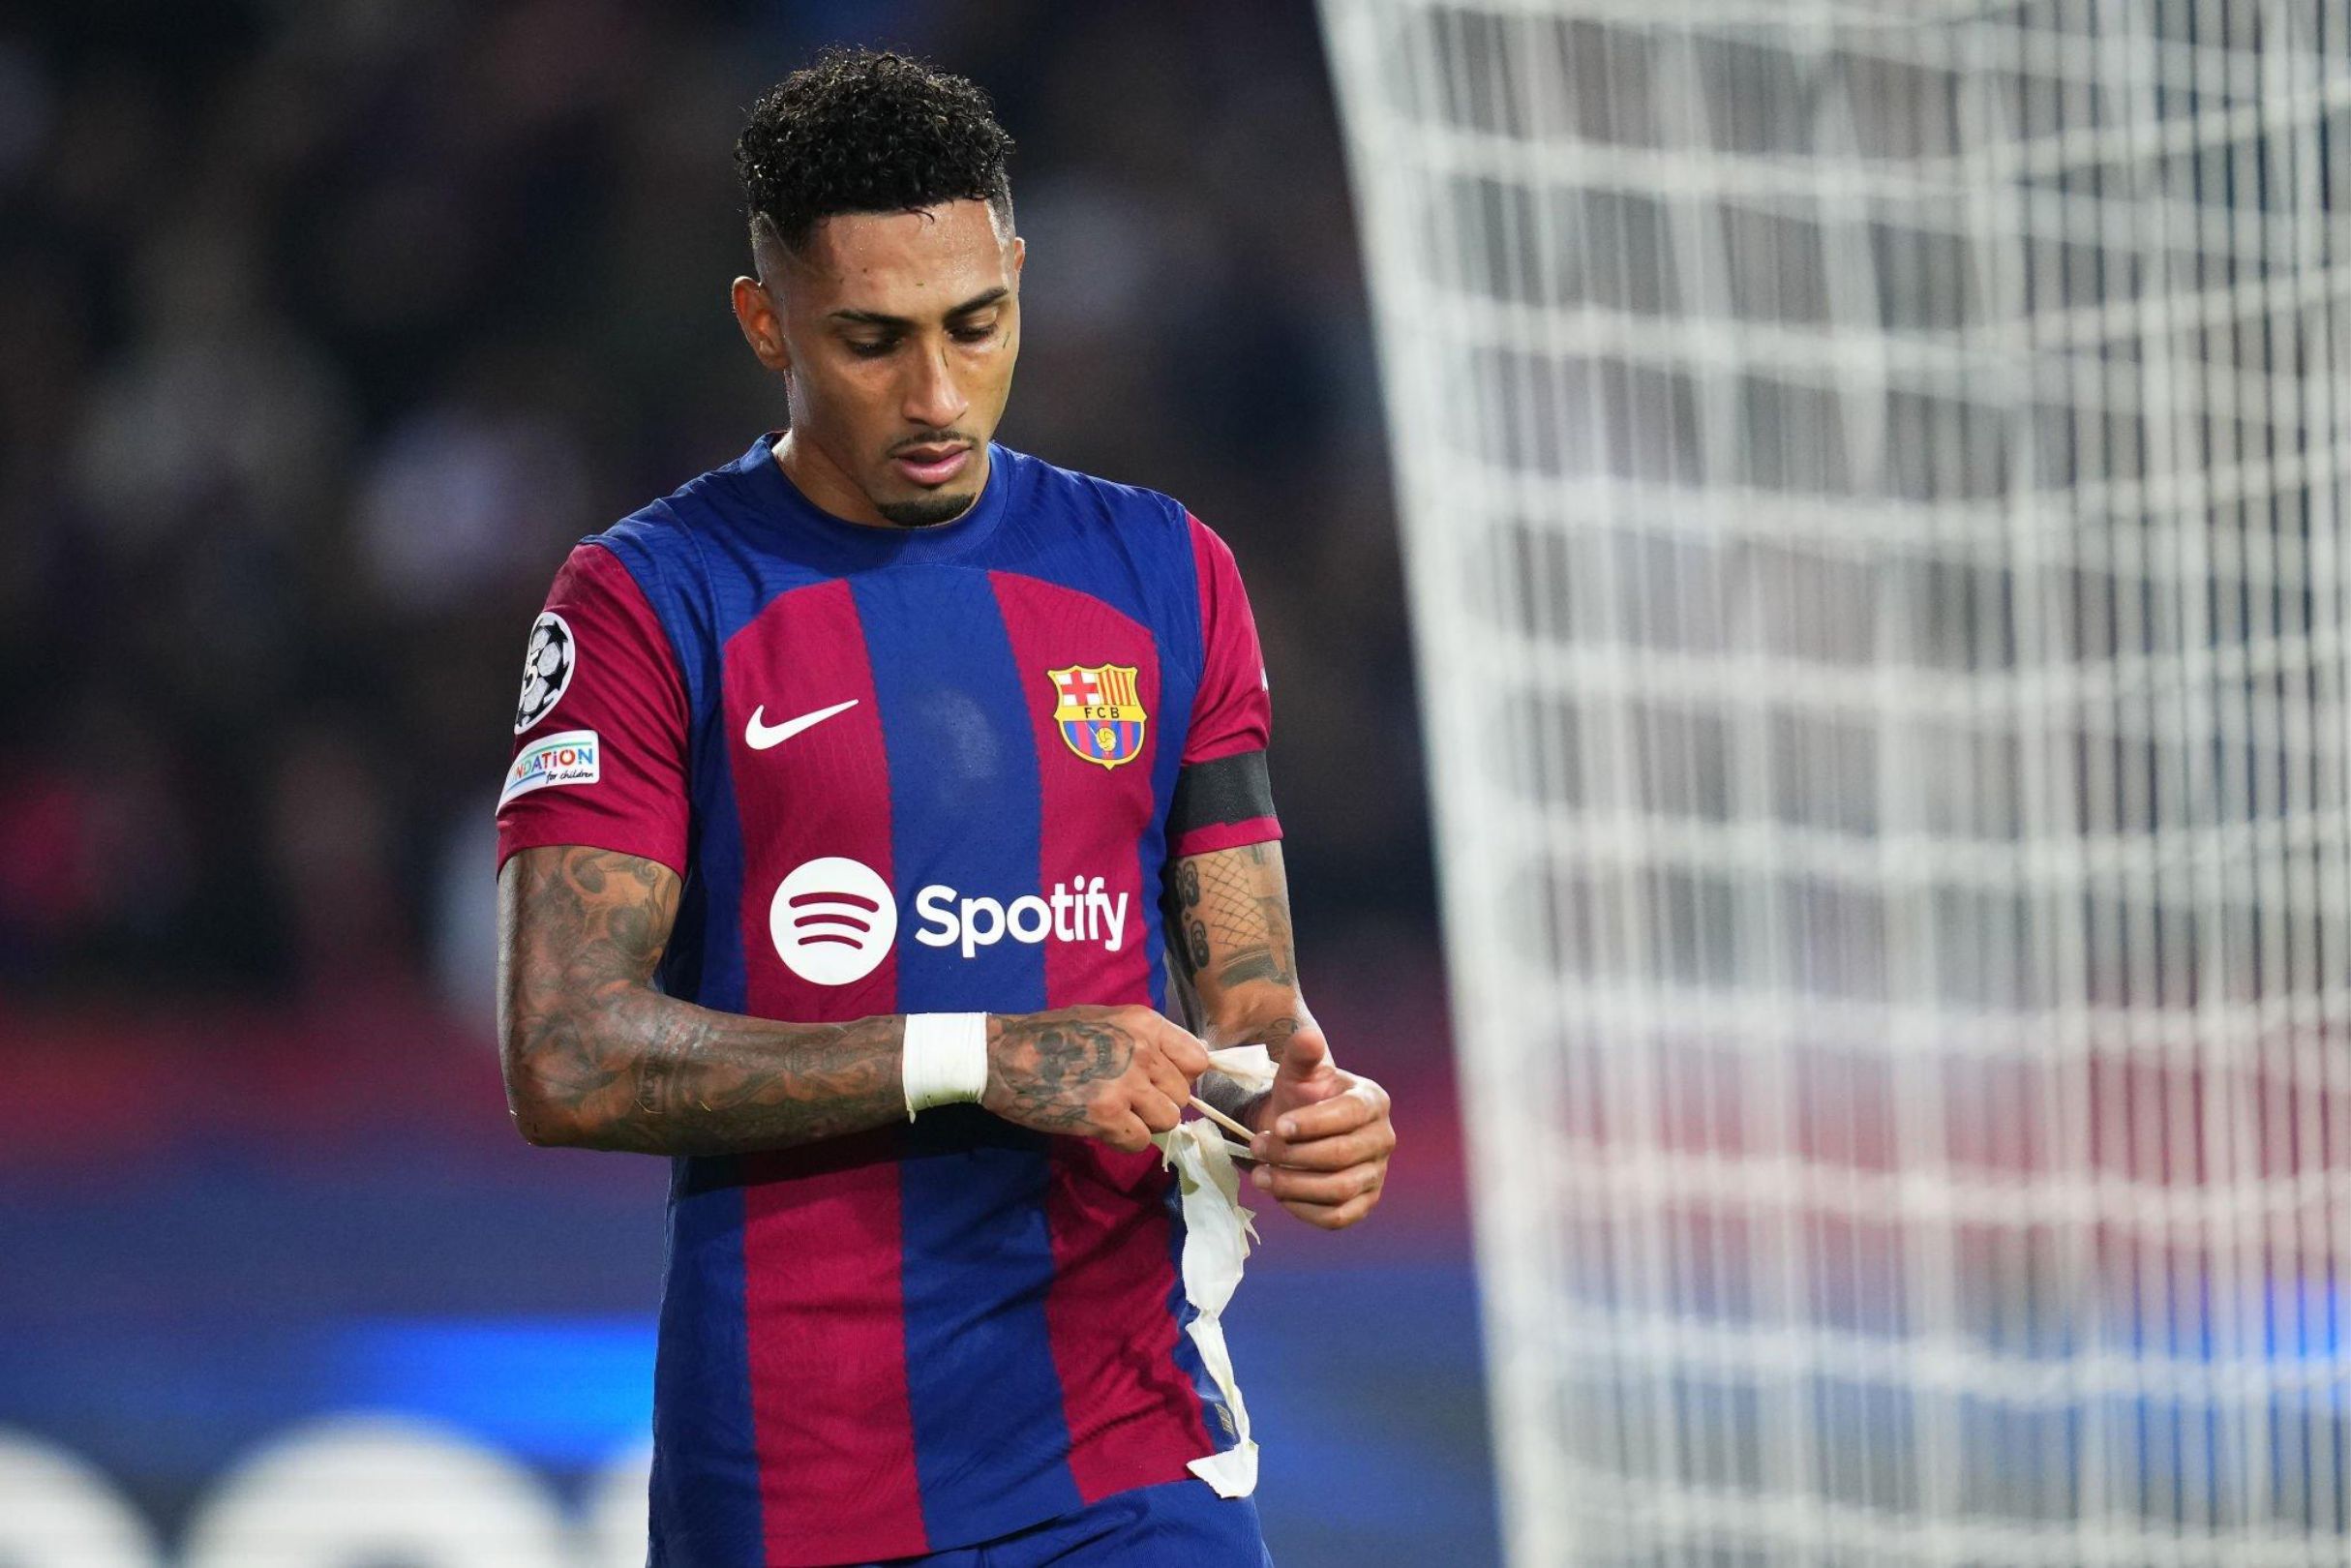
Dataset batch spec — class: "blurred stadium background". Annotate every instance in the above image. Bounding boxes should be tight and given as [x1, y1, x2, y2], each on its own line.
[0, 4, 1485, 1566]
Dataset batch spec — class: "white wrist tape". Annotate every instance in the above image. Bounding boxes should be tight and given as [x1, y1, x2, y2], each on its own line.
[902, 1012, 989, 1119]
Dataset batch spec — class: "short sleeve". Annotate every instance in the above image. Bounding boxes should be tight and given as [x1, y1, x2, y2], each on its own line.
[1170, 514, 1280, 858]
[496, 542, 691, 876]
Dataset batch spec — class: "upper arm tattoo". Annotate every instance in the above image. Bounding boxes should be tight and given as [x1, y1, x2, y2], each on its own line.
[498, 845, 904, 1154]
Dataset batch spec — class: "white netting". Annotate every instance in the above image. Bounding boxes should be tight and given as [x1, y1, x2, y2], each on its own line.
[1319, 3, 2351, 1564]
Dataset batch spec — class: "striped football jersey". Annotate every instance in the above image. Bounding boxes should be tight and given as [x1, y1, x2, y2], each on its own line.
[497, 435, 1279, 1567]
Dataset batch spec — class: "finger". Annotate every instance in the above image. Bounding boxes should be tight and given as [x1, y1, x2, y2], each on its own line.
[1130, 1083, 1182, 1135]
[1095, 1104, 1157, 1154]
[1152, 1017, 1212, 1080]
[1137, 1043, 1191, 1108]
[1280, 1188, 1379, 1231]
[1251, 1161, 1382, 1205]
[1254, 1123, 1394, 1172]
[1268, 1074, 1349, 1114]
[1259, 1091, 1380, 1149]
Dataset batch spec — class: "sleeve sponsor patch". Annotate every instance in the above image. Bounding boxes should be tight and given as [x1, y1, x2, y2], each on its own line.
[500, 729, 601, 808]
[514, 611, 577, 734]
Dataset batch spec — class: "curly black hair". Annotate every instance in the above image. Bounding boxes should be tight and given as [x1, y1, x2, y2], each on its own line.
[735, 47, 1015, 256]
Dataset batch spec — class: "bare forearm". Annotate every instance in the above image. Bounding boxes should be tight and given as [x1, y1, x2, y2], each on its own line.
[499, 846, 906, 1155]
[1170, 842, 1295, 997]
[510, 985, 908, 1155]
[1167, 847, 1397, 1229]
[1167, 841, 1310, 1131]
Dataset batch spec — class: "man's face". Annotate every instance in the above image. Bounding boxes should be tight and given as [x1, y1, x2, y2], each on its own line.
[739, 199, 1022, 528]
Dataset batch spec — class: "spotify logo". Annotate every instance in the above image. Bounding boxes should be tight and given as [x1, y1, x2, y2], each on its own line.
[769, 857, 897, 985]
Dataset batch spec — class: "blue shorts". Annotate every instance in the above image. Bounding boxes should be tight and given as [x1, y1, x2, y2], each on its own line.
[859, 1480, 1274, 1567]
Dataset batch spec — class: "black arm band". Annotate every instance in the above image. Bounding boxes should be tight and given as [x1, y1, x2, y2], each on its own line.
[1168, 748, 1277, 841]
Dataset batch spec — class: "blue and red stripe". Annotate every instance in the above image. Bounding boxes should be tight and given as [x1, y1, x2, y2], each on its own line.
[592, 536, 769, 1567]
[856, 565, 1082, 1549]
[727, 578, 925, 1564]
[994, 571, 1223, 1502]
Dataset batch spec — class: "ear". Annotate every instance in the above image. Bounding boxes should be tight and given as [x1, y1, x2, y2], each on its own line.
[1010, 234, 1026, 280]
[731, 275, 790, 373]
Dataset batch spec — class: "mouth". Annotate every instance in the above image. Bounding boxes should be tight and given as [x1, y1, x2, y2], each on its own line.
[890, 442, 973, 487]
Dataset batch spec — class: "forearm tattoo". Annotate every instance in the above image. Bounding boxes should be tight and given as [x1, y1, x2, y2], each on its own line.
[498, 846, 905, 1155]
[1169, 841, 1297, 993]
[1164, 842, 1306, 1111]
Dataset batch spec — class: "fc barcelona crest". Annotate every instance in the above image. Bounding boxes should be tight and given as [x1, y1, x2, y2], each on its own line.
[1047, 663, 1147, 769]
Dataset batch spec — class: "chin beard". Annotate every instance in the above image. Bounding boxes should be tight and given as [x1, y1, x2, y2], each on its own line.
[875, 492, 978, 528]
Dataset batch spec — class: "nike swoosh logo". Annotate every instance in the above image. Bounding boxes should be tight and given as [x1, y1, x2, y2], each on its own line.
[745, 698, 859, 750]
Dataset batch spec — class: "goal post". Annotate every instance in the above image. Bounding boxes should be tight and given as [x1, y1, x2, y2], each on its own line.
[1319, 4, 2351, 1563]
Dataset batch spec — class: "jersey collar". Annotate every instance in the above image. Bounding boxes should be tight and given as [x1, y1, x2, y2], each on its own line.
[737, 432, 1012, 569]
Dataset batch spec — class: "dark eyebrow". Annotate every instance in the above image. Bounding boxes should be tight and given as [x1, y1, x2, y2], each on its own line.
[827, 287, 1010, 330]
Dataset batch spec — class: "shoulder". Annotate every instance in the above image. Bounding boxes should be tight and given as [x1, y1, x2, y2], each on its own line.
[995, 448, 1246, 589]
[588, 501, 697, 585]
[996, 444, 1191, 540]
[588, 444, 769, 582]
[574, 500, 709, 660]
[993, 443, 1251, 611]
[560, 448, 771, 697]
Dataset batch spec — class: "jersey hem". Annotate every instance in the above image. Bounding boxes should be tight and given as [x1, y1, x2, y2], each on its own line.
[494, 826, 689, 879]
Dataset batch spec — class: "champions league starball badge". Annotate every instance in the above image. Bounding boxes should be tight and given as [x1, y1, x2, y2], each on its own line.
[514, 612, 577, 734]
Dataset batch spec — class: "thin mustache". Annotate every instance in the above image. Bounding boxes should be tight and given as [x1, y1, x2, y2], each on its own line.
[889, 433, 975, 456]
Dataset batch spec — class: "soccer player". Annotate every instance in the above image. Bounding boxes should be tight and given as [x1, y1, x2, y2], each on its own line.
[495, 48, 1395, 1568]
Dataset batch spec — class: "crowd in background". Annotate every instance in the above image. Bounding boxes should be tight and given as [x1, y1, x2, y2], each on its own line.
[0, 0, 1432, 1014]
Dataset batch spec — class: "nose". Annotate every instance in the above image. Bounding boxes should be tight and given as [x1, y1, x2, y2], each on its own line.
[902, 339, 970, 432]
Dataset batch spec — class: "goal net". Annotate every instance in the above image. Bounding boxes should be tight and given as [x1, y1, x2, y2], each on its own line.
[1318, 3, 2351, 1563]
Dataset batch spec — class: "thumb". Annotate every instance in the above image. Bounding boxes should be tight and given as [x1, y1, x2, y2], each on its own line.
[1272, 1024, 1330, 1082]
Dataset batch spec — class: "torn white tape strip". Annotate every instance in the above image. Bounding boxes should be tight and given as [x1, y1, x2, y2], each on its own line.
[1155, 1043, 1278, 1497]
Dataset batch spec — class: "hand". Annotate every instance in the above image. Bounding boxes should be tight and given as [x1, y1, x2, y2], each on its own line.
[982, 1006, 1212, 1153]
[1246, 1021, 1394, 1230]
